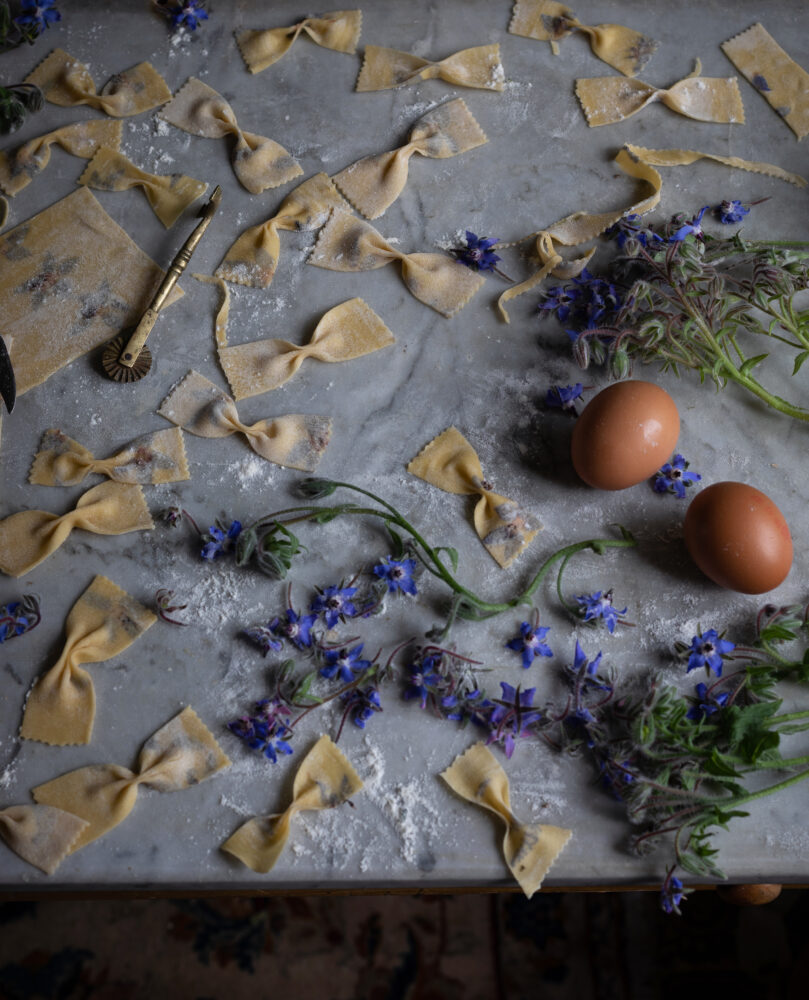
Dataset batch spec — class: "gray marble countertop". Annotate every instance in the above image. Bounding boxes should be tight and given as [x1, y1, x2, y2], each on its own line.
[1, 0, 809, 895]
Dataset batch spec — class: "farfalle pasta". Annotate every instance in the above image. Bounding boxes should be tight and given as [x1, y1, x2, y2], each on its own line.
[722, 23, 809, 140]
[356, 43, 505, 92]
[407, 426, 540, 568]
[235, 9, 362, 73]
[25, 48, 171, 116]
[78, 148, 207, 228]
[30, 427, 189, 487]
[0, 481, 154, 578]
[309, 210, 484, 317]
[497, 143, 807, 322]
[509, 0, 658, 77]
[441, 743, 571, 898]
[222, 735, 363, 874]
[216, 173, 348, 288]
[333, 98, 488, 219]
[160, 77, 303, 194]
[33, 707, 230, 854]
[21, 576, 157, 747]
[158, 370, 332, 472]
[0, 119, 122, 197]
[197, 276, 396, 399]
[0, 804, 89, 875]
[575, 61, 744, 127]
[0, 187, 184, 395]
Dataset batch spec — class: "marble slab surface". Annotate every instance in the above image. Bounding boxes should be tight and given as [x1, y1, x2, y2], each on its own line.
[1, 0, 809, 894]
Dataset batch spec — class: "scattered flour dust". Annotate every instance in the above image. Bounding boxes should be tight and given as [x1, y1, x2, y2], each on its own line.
[179, 566, 263, 631]
[288, 735, 445, 873]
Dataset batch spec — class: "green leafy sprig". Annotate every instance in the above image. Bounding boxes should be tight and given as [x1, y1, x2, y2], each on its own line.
[234, 478, 636, 636]
[559, 216, 809, 423]
[586, 602, 809, 883]
[0, 82, 42, 134]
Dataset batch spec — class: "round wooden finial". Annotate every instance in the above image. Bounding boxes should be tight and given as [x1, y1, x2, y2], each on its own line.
[717, 883, 782, 906]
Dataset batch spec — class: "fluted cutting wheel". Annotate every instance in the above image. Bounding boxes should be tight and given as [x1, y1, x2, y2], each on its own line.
[100, 336, 152, 382]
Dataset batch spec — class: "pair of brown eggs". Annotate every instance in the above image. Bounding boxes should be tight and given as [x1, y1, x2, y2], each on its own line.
[570, 380, 793, 595]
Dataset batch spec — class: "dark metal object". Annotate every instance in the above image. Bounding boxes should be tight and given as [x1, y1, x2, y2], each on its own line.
[0, 334, 15, 413]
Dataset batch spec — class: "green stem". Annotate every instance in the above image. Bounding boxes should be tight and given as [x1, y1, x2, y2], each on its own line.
[260, 481, 636, 616]
[700, 765, 809, 809]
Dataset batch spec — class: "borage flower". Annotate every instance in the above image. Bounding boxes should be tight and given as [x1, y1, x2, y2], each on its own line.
[320, 644, 371, 683]
[716, 200, 749, 225]
[454, 231, 501, 272]
[310, 584, 357, 628]
[487, 682, 543, 758]
[154, 0, 209, 30]
[269, 608, 317, 650]
[669, 206, 708, 243]
[506, 620, 552, 669]
[605, 213, 662, 252]
[13, 0, 61, 34]
[227, 697, 294, 763]
[652, 454, 701, 499]
[574, 590, 628, 634]
[686, 629, 735, 677]
[201, 519, 242, 560]
[686, 682, 729, 721]
[660, 871, 687, 915]
[373, 556, 417, 596]
[243, 624, 283, 656]
[538, 284, 580, 323]
[342, 686, 382, 729]
[0, 596, 41, 642]
[545, 383, 583, 414]
[403, 652, 445, 710]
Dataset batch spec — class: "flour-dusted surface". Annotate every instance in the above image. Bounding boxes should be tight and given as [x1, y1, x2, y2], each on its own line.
[1, 0, 809, 892]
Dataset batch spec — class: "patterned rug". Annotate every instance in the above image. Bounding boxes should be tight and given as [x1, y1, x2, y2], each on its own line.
[0, 889, 806, 999]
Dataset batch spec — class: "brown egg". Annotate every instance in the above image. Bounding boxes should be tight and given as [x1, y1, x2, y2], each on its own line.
[684, 482, 793, 594]
[570, 380, 680, 490]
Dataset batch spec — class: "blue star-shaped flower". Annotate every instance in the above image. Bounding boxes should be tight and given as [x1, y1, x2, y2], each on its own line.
[575, 591, 627, 634]
[269, 608, 317, 650]
[373, 556, 418, 595]
[669, 206, 709, 242]
[311, 584, 358, 628]
[320, 644, 371, 683]
[165, 1, 209, 30]
[243, 624, 283, 656]
[455, 231, 502, 272]
[686, 682, 730, 720]
[687, 629, 735, 677]
[200, 520, 242, 560]
[538, 284, 580, 322]
[571, 639, 604, 676]
[715, 199, 750, 225]
[653, 454, 702, 499]
[488, 682, 543, 758]
[506, 621, 553, 669]
[661, 875, 685, 915]
[404, 654, 444, 710]
[343, 686, 382, 729]
[545, 383, 583, 413]
[13, 0, 61, 33]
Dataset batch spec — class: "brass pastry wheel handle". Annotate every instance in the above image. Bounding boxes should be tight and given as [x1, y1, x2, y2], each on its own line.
[102, 185, 222, 383]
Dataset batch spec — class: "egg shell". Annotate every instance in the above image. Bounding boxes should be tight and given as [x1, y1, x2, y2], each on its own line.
[683, 481, 792, 594]
[570, 380, 680, 490]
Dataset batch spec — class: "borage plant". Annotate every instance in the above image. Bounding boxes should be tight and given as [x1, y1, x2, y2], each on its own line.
[560, 602, 809, 913]
[539, 206, 809, 423]
[233, 477, 635, 638]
